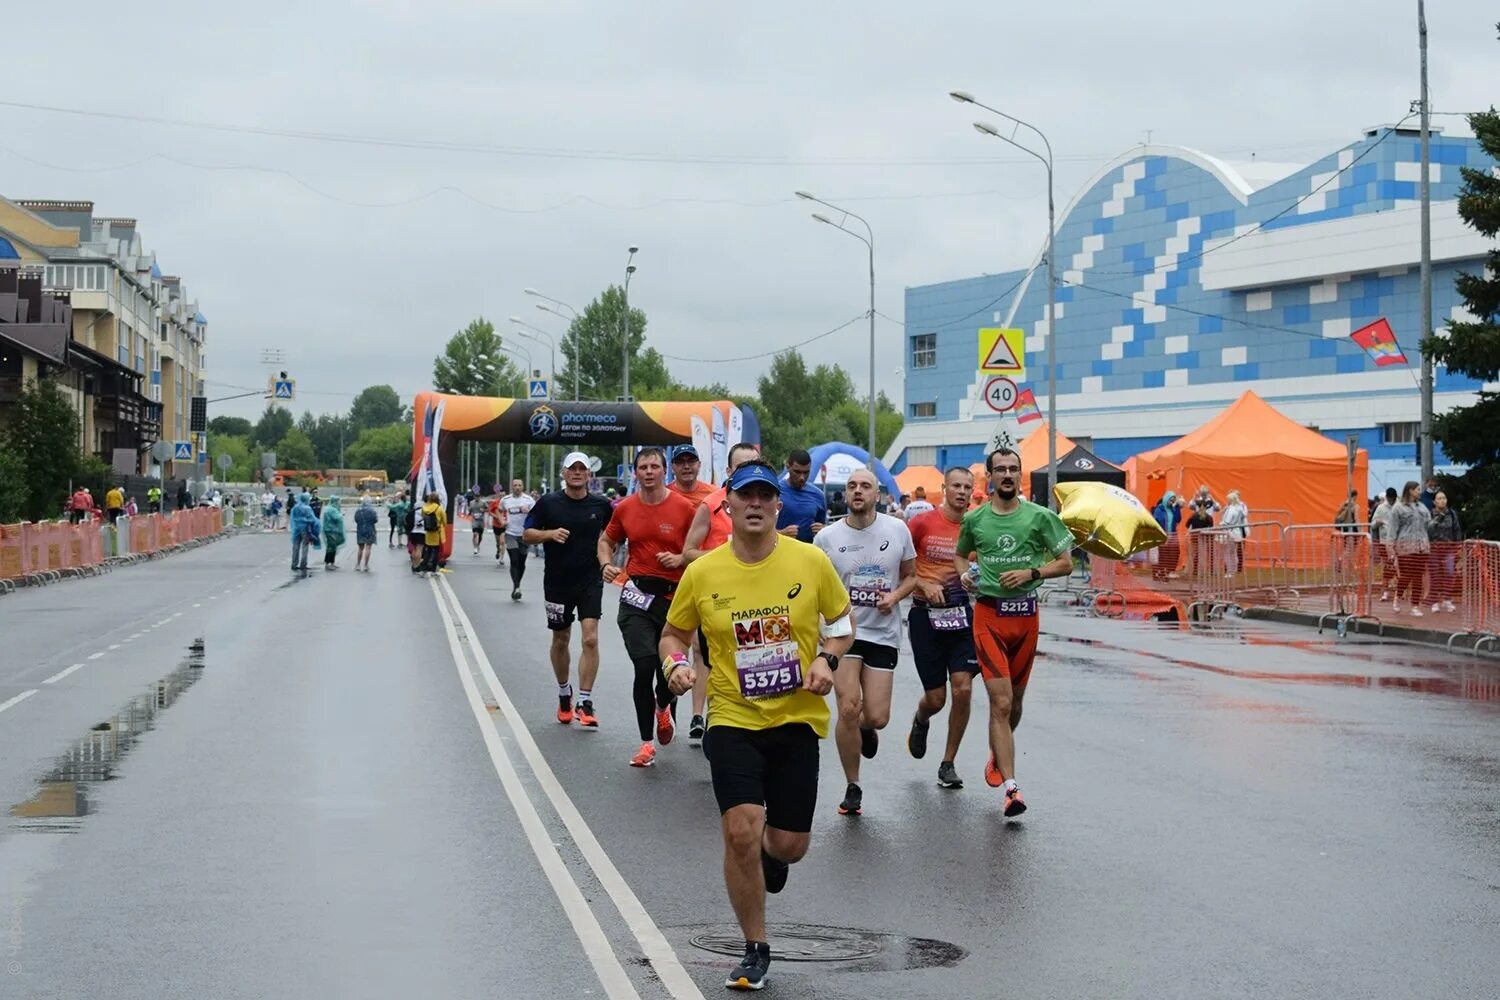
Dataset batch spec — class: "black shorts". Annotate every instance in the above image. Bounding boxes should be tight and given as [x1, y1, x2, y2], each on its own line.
[907, 605, 978, 692]
[706, 723, 819, 833]
[617, 593, 671, 662]
[472, 521, 484, 536]
[544, 578, 604, 630]
[505, 533, 526, 551]
[846, 638, 898, 671]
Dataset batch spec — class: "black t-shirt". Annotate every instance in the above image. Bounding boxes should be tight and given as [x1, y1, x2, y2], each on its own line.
[525, 489, 614, 585]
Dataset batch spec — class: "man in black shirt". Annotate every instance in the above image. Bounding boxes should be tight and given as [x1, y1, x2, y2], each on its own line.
[523, 451, 615, 728]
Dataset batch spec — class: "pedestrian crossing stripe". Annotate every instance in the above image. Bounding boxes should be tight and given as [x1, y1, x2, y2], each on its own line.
[977, 327, 1026, 376]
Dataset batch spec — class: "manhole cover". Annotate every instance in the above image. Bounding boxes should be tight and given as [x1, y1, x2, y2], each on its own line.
[689, 924, 878, 963]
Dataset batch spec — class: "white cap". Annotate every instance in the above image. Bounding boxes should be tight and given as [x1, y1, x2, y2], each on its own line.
[561, 451, 594, 470]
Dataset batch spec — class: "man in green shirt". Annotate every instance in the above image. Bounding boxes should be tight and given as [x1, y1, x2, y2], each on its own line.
[954, 446, 1073, 817]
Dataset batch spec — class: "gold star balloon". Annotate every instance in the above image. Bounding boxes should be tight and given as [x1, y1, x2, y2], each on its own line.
[1054, 481, 1166, 559]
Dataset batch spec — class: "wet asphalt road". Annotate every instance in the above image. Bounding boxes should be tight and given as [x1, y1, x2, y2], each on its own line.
[1, 531, 1497, 999]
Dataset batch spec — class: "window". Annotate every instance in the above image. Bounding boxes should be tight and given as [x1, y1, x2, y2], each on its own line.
[1381, 422, 1418, 445]
[906, 446, 937, 466]
[911, 333, 937, 369]
[910, 401, 937, 419]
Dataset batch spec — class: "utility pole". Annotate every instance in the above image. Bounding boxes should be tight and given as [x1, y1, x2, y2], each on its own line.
[1417, 0, 1435, 480]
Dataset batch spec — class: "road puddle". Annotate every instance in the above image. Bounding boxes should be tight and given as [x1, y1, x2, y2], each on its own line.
[684, 923, 965, 971]
[9, 639, 206, 833]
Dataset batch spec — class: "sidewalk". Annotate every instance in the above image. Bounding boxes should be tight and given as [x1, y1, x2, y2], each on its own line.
[1243, 606, 1500, 659]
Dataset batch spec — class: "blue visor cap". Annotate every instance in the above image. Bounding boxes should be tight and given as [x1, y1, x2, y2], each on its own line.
[728, 464, 782, 494]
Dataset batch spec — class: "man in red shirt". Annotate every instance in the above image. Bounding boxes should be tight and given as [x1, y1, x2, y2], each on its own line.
[668, 446, 716, 506]
[904, 466, 979, 790]
[598, 447, 698, 768]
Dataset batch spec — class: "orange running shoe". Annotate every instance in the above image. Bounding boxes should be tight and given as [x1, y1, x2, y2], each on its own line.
[1003, 785, 1027, 817]
[629, 742, 657, 768]
[984, 754, 1005, 788]
[655, 708, 675, 746]
[575, 700, 598, 728]
[556, 695, 574, 725]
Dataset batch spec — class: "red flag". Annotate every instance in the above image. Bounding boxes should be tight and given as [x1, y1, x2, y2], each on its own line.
[1014, 388, 1042, 423]
[1349, 318, 1408, 367]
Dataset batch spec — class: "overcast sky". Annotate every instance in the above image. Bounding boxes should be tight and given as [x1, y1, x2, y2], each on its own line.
[3, 1, 1494, 419]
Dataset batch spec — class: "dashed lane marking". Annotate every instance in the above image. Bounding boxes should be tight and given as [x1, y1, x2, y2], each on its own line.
[87, 652, 106, 661]
[42, 663, 86, 685]
[0, 690, 38, 714]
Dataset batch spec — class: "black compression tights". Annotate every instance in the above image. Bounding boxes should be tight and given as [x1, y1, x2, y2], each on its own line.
[508, 545, 527, 587]
[632, 656, 676, 742]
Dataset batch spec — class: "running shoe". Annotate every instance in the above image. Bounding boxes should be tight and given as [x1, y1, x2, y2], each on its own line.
[860, 726, 879, 760]
[1431, 603, 1442, 613]
[1444, 600, 1457, 613]
[937, 761, 963, 789]
[575, 700, 598, 728]
[984, 754, 1005, 788]
[655, 707, 675, 746]
[725, 942, 771, 991]
[907, 714, 930, 760]
[511, 587, 521, 601]
[1411, 607, 1424, 618]
[1003, 785, 1028, 818]
[629, 742, 656, 767]
[838, 782, 863, 816]
[761, 848, 789, 894]
[556, 695, 574, 725]
[1379, 590, 1390, 603]
[688, 715, 706, 748]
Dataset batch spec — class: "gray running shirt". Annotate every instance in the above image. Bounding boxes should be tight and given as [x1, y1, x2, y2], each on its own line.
[814, 513, 915, 648]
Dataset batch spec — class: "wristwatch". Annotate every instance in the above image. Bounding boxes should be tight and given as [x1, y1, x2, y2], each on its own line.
[817, 651, 840, 672]
[1029, 568, 1041, 582]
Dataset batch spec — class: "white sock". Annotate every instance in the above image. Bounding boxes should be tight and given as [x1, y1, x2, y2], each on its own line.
[578, 689, 592, 704]
[558, 683, 573, 698]
[1003, 778, 1018, 793]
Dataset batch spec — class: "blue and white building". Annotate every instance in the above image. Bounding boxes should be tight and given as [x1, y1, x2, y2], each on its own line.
[886, 125, 1495, 492]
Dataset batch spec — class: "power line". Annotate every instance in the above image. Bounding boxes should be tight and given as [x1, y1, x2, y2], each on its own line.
[659, 313, 868, 363]
[896, 264, 1042, 332]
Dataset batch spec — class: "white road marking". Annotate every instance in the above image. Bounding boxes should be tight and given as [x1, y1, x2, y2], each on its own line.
[87, 652, 106, 661]
[428, 580, 642, 1000]
[437, 576, 703, 1000]
[128, 632, 143, 639]
[43, 663, 86, 685]
[107, 643, 121, 650]
[0, 689, 38, 714]
[192, 603, 201, 608]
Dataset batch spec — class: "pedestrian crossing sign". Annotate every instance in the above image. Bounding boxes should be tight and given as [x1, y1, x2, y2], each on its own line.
[173, 441, 194, 461]
[978, 328, 1025, 377]
[272, 379, 295, 400]
[528, 379, 549, 400]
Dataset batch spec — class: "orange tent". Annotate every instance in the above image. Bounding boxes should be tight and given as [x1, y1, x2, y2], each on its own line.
[1133, 391, 1366, 525]
[895, 465, 943, 498]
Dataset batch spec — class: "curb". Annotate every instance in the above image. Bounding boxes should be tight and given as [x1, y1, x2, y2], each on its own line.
[1242, 606, 1500, 660]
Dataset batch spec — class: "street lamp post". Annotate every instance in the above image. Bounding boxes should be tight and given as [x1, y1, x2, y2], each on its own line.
[621, 246, 638, 488]
[524, 288, 582, 400]
[951, 90, 1059, 510]
[498, 342, 534, 486]
[796, 191, 878, 466]
[511, 320, 560, 486]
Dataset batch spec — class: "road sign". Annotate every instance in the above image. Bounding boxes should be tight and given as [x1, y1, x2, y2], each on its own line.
[982, 376, 1020, 413]
[150, 440, 174, 463]
[528, 379, 549, 400]
[977, 327, 1026, 376]
[271, 378, 295, 400]
[216, 454, 233, 472]
[173, 441, 194, 461]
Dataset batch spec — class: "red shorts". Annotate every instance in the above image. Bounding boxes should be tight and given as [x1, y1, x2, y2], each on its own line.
[971, 599, 1040, 689]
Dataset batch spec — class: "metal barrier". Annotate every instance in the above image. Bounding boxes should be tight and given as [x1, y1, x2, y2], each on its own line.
[1, 507, 228, 589]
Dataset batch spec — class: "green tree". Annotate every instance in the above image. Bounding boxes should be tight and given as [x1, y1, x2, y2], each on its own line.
[349, 384, 403, 432]
[208, 415, 252, 438]
[273, 427, 319, 470]
[345, 423, 413, 481]
[1, 377, 83, 520]
[555, 286, 651, 401]
[1429, 82, 1500, 538]
[434, 317, 522, 396]
[252, 406, 293, 449]
[0, 444, 27, 521]
[298, 411, 351, 468]
[207, 434, 256, 482]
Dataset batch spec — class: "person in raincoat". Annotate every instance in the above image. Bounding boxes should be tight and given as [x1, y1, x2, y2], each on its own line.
[322, 495, 347, 570]
[290, 494, 321, 573]
[354, 496, 379, 572]
[418, 492, 447, 575]
[387, 493, 408, 548]
[1151, 491, 1185, 580]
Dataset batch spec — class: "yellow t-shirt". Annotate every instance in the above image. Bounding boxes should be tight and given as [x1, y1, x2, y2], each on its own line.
[666, 537, 850, 738]
[106, 488, 125, 511]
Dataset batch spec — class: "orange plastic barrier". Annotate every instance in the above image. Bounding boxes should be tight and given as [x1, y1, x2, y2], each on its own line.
[0, 523, 26, 578]
[1461, 541, 1500, 639]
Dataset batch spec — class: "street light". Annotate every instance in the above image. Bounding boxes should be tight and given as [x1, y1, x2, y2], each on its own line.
[953, 89, 1059, 510]
[621, 247, 638, 403]
[797, 190, 878, 466]
[508, 318, 558, 396]
[525, 289, 582, 400]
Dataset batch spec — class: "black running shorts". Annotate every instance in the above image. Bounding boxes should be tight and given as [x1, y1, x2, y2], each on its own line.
[846, 638, 898, 671]
[706, 723, 819, 833]
[907, 605, 978, 692]
[617, 593, 671, 661]
[544, 578, 604, 630]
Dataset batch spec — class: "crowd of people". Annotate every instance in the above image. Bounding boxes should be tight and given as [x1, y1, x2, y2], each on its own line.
[393, 441, 1071, 991]
[1369, 478, 1465, 617]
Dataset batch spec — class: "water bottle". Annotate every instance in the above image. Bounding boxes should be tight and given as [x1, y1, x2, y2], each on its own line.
[1336, 617, 1347, 639]
[965, 561, 980, 589]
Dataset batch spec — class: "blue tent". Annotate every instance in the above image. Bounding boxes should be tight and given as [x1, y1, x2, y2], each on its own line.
[805, 441, 901, 498]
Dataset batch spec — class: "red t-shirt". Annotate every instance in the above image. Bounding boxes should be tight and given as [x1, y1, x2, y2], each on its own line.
[699, 485, 732, 551]
[604, 490, 698, 583]
[670, 479, 716, 505]
[907, 508, 967, 607]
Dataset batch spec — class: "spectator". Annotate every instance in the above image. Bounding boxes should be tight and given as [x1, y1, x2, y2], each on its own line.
[1152, 491, 1184, 580]
[125, 497, 138, 517]
[1419, 478, 1439, 511]
[1189, 485, 1221, 521]
[289, 494, 320, 574]
[828, 490, 848, 519]
[1388, 481, 1431, 617]
[353, 496, 379, 572]
[177, 484, 193, 511]
[1219, 489, 1249, 575]
[69, 486, 92, 525]
[104, 483, 125, 525]
[1371, 487, 1398, 602]
[1333, 489, 1361, 575]
[261, 490, 275, 523]
[418, 492, 447, 575]
[309, 488, 323, 517]
[270, 494, 283, 530]
[147, 485, 162, 514]
[322, 495, 346, 570]
[1186, 500, 1216, 577]
[388, 492, 408, 548]
[404, 495, 422, 573]
[1427, 491, 1462, 613]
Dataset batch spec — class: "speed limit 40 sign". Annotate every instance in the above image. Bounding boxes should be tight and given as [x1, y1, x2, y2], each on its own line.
[983, 376, 1019, 413]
